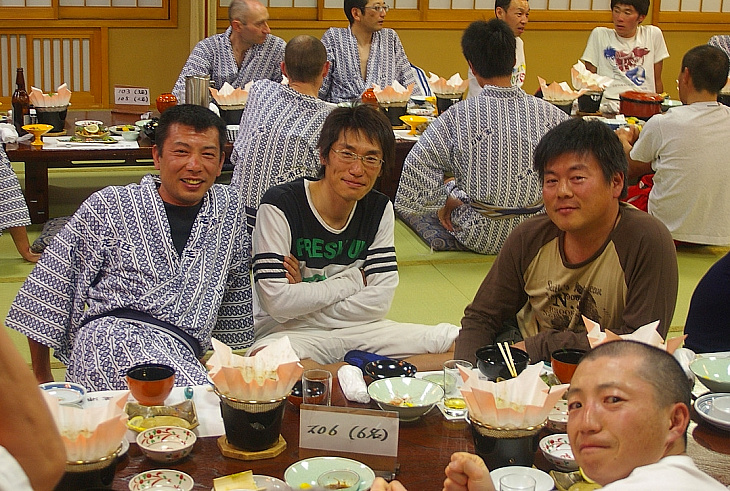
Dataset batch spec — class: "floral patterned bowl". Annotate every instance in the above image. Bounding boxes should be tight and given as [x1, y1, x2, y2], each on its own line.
[136, 426, 196, 463]
[539, 433, 578, 471]
[129, 469, 194, 490]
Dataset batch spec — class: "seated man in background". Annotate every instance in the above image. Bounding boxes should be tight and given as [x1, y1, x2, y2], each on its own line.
[6, 105, 253, 390]
[454, 118, 677, 364]
[230, 35, 336, 233]
[395, 19, 568, 255]
[250, 105, 459, 369]
[0, 326, 65, 491]
[319, 0, 421, 103]
[581, 0, 669, 101]
[616, 45, 730, 246]
[466, 0, 529, 97]
[373, 341, 727, 490]
[172, 0, 285, 103]
[0, 146, 40, 262]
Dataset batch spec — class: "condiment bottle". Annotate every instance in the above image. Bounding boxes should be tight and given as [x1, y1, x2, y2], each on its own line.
[361, 87, 378, 107]
[12, 68, 30, 135]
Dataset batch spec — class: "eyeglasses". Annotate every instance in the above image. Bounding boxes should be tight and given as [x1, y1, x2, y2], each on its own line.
[332, 149, 384, 168]
[363, 5, 389, 12]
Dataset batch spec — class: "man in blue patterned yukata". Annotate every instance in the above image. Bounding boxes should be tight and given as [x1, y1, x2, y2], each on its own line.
[319, 0, 421, 103]
[394, 19, 569, 255]
[0, 146, 40, 262]
[172, 0, 285, 103]
[230, 35, 336, 233]
[6, 105, 253, 391]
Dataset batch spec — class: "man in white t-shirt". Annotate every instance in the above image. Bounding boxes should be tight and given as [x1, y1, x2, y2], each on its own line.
[467, 0, 529, 97]
[371, 341, 727, 491]
[617, 45, 730, 245]
[581, 0, 669, 101]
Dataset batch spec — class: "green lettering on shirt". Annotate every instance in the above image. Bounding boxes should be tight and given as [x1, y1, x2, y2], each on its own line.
[348, 239, 366, 258]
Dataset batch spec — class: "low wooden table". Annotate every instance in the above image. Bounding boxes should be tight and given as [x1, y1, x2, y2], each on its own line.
[5, 110, 415, 224]
[109, 386, 730, 490]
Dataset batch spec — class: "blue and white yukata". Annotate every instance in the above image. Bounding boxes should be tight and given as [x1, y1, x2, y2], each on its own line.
[229, 79, 335, 232]
[319, 27, 421, 104]
[0, 145, 31, 235]
[172, 28, 286, 103]
[394, 85, 569, 254]
[6, 175, 253, 391]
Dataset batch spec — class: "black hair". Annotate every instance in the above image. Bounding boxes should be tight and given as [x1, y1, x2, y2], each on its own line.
[461, 19, 516, 80]
[155, 104, 227, 155]
[533, 118, 628, 199]
[682, 45, 730, 94]
[344, 0, 368, 24]
[317, 104, 395, 176]
[610, 0, 650, 17]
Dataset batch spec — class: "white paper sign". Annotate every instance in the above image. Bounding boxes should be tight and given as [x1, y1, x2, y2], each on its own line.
[299, 405, 399, 457]
[114, 86, 150, 105]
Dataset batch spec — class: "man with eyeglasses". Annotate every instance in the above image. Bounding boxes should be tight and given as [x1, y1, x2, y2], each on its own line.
[172, 0, 285, 103]
[248, 105, 459, 370]
[319, 0, 422, 103]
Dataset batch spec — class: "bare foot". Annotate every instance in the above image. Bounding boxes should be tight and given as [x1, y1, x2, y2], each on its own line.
[20, 248, 41, 263]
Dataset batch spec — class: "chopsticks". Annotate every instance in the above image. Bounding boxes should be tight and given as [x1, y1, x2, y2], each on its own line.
[498, 342, 518, 378]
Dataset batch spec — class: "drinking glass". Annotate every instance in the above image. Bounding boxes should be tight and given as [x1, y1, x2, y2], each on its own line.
[499, 474, 536, 491]
[443, 359, 472, 416]
[302, 369, 332, 406]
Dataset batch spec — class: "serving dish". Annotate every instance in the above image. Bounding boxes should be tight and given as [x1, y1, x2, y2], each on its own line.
[690, 357, 730, 392]
[39, 382, 87, 405]
[284, 456, 375, 490]
[125, 399, 199, 432]
[129, 469, 194, 491]
[368, 376, 443, 421]
[695, 392, 730, 431]
[137, 426, 196, 463]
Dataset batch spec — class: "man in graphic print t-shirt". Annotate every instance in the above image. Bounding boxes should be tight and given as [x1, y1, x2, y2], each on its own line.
[249, 105, 459, 370]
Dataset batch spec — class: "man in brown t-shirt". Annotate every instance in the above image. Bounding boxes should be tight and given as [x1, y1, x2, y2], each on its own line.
[454, 118, 678, 363]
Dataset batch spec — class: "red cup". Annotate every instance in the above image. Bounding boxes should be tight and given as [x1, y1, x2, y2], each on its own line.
[126, 363, 175, 406]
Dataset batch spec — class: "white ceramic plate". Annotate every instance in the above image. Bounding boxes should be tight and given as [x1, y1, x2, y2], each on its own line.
[209, 475, 289, 491]
[109, 124, 139, 135]
[695, 392, 730, 431]
[118, 438, 130, 457]
[285, 456, 375, 490]
[489, 466, 555, 491]
[394, 129, 419, 141]
[74, 119, 104, 127]
[39, 382, 86, 405]
[129, 469, 194, 490]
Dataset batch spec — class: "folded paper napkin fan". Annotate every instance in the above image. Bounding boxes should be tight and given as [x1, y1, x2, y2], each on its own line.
[461, 364, 568, 429]
[570, 61, 614, 92]
[209, 81, 252, 106]
[584, 315, 686, 354]
[428, 72, 468, 95]
[207, 337, 303, 401]
[44, 391, 129, 462]
[538, 76, 586, 101]
[373, 81, 414, 104]
[29, 83, 72, 107]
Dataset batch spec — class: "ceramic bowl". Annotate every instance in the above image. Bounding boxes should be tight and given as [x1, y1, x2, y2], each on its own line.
[126, 363, 175, 406]
[317, 469, 361, 491]
[136, 426, 196, 463]
[367, 377, 443, 422]
[128, 469, 194, 490]
[39, 382, 87, 406]
[539, 433, 579, 471]
[364, 359, 417, 380]
[120, 130, 140, 141]
[475, 345, 529, 380]
[551, 348, 586, 384]
[691, 357, 730, 392]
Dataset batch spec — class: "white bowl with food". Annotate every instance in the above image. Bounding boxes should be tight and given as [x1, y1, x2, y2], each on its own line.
[367, 376, 443, 421]
[539, 433, 578, 471]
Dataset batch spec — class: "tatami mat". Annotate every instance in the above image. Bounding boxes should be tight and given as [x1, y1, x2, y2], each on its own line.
[1, 166, 726, 371]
